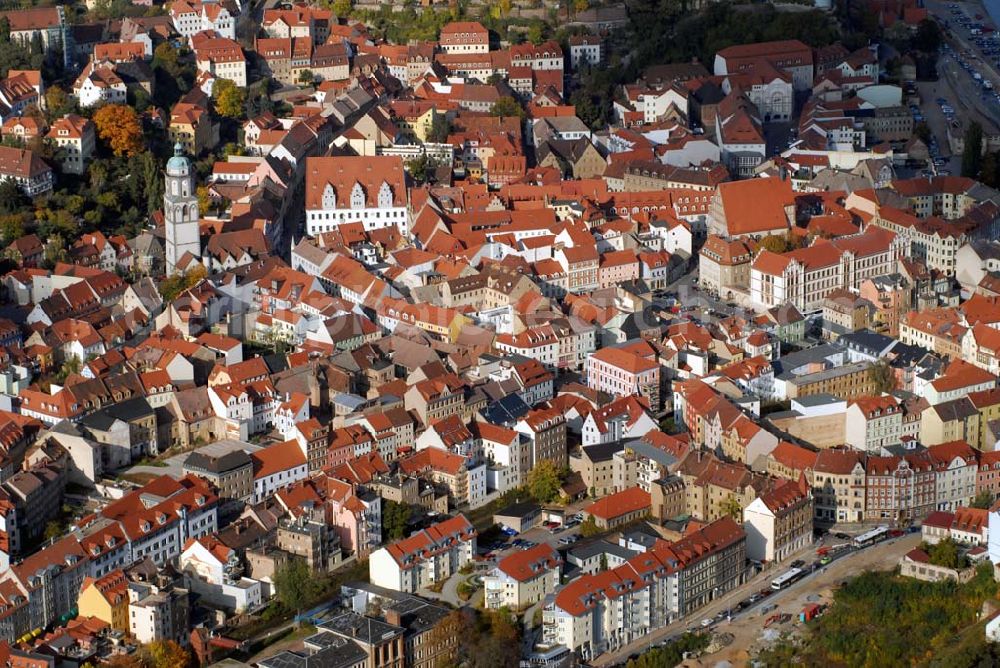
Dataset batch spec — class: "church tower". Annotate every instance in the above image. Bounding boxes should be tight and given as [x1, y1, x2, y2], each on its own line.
[164, 143, 201, 275]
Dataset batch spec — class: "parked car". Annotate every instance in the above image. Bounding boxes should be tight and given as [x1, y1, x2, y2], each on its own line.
[790, 559, 806, 569]
[700, 618, 714, 628]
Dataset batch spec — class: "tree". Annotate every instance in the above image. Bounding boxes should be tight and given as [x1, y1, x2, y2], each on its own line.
[527, 20, 545, 45]
[759, 235, 791, 254]
[44, 520, 63, 541]
[0, 180, 26, 216]
[720, 494, 742, 520]
[45, 85, 73, 119]
[528, 460, 562, 503]
[971, 490, 994, 509]
[963, 121, 983, 178]
[274, 558, 312, 617]
[912, 123, 931, 144]
[406, 154, 439, 182]
[434, 607, 522, 668]
[489, 0, 512, 19]
[143, 640, 194, 668]
[579, 515, 601, 538]
[0, 214, 24, 245]
[927, 537, 966, 569]
[489, 96, 525, 119]
[213, 79, 246, 120]
[54, 356, 82, 384]
[42, 236, 68, 269]
[152, 42, 180, 75]
[298, 69, 315, 85]
[763, 565, 998, 666]
[332, 0, 352, 16]
[913, 18, 942, 53]
[382, 500, 411, 541]
[159, 264, 208, 301]
[983, 151, 1000, 188]
[428, 113, 451, 143]
[104, 655, 145, 668]
[196, 185, 212, 216]
[93, 104, 144, 157]
[868, 359, 897, 394]
[626, 633, 710, 668]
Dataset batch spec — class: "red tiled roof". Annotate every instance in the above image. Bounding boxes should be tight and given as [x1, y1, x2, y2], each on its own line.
[251, 439, 307, 479]
[589, 347, 658, 374]
[497, 543, 562, 582]
[585, 486, 651, 520]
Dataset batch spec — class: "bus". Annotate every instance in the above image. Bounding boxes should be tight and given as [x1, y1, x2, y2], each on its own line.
[853, 526, 890, 549]
[771, 567, 805, 590]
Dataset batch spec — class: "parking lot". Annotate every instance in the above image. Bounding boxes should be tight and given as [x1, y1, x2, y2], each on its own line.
[478, 509, 591, 563]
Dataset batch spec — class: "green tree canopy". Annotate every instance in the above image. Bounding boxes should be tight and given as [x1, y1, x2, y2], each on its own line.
[382, 500, 412, 541]
[970, 490, 994, 509]
[579, 515, 601, 538]
[428, 113, 451, 143]
[213, 79, 246, 120]
[489, 96, 525, 119]
[756, 566, 998, 666]
[868, 359, 897, 394]
[274, 557, 313, 615]
[528, 460, 562, 503]
[720, 494, 742, 520]
[926, 537, 967, 569]
[963, 121, 984, 178]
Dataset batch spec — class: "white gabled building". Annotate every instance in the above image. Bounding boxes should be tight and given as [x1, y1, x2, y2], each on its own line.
[170, 0, 236, 40]
[368, 515, 477, 593]
[250, 439, 309, 504]
[495, 325, 559, 368]
[305, 156, 408, 235]
[581, 395, 658, 447]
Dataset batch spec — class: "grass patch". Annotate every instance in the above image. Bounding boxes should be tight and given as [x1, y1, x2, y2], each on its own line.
[133, 456, 168, 467]
[754, 564, 999, 667]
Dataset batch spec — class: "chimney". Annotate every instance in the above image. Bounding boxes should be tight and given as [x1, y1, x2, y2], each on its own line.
[383, 606, 402, 626]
